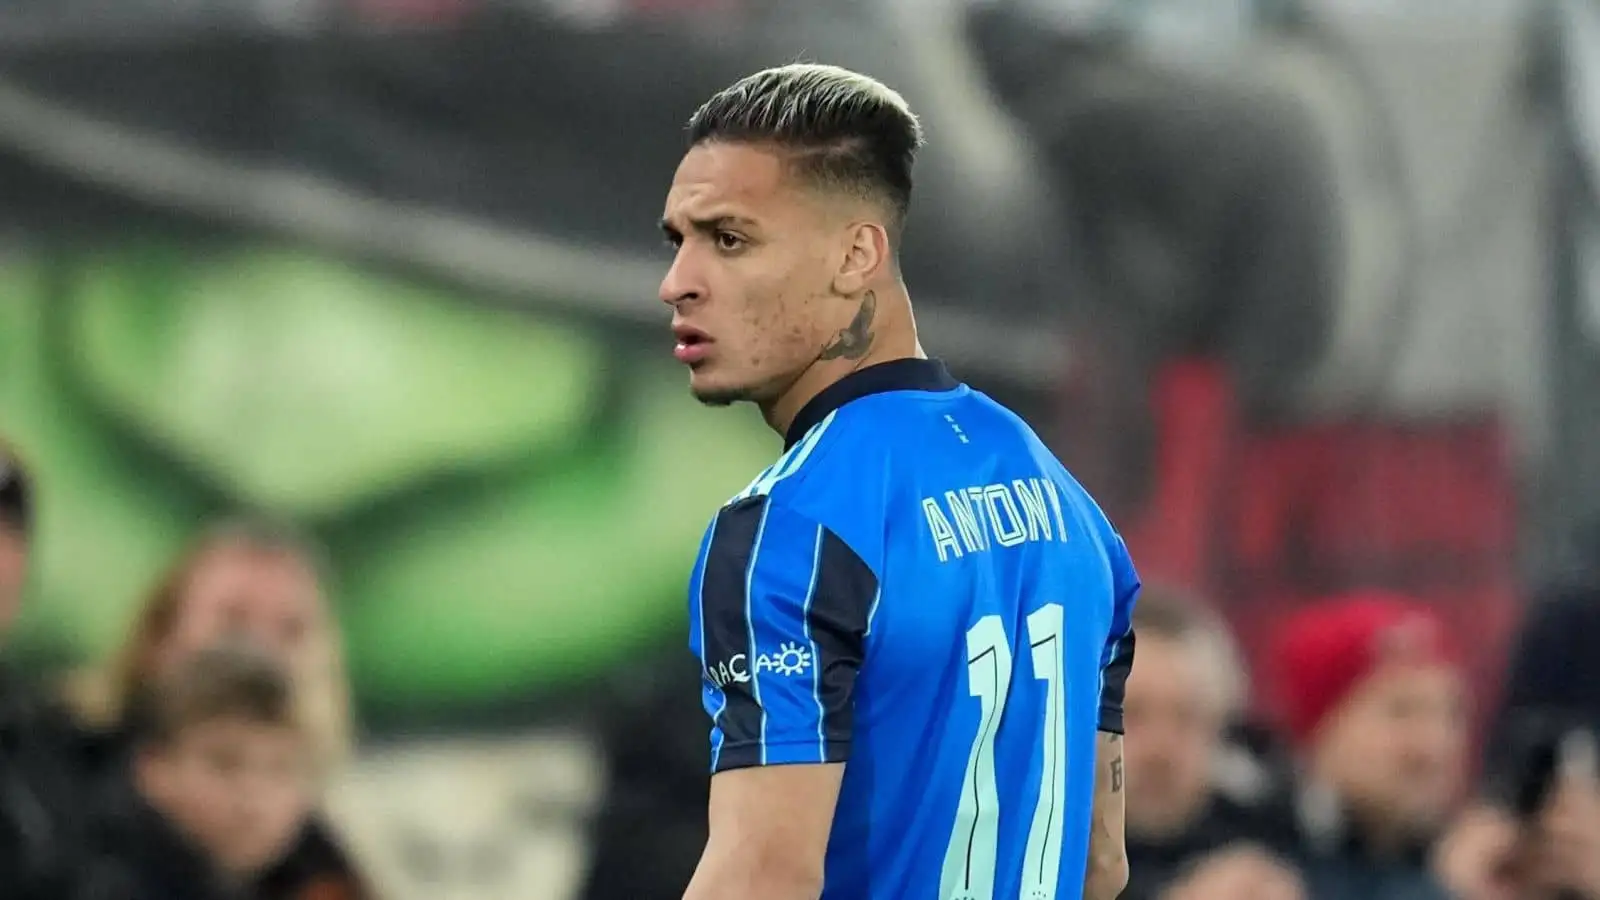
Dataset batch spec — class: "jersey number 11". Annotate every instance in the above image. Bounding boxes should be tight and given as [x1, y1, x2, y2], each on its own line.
[939, 603, 1067, 900]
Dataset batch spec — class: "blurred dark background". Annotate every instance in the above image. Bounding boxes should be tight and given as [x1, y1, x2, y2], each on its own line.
[2, 1, 1598, 899]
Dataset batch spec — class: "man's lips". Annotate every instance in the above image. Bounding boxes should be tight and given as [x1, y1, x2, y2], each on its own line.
[673, 325, 711, 364]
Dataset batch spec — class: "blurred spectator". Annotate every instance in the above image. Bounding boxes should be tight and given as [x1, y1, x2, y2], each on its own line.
[1486, 580, 1600, 777]
[1434, 580, 1600, 900]
[86, 520, 352, 773]
[0, 447, 30, 634]
[0, 443, 99, 899]
[1268, 592, 1466, 900]
[74, 643, 315, 900]
[1161, 845, 1307, 900]
[68, 520, 369, 900]
[578, 652, 708, 900]
[1120, 584, 1298, 900]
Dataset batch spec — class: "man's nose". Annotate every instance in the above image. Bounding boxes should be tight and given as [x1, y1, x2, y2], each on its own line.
[659, 252, 703, 307]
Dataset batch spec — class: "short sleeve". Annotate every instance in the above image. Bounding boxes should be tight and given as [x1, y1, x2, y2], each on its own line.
[688, 496, 878, 774]
[1097, 532, 1140, 734]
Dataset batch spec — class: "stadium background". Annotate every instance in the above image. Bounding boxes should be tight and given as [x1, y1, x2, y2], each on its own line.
[1, 0, 1597, 897]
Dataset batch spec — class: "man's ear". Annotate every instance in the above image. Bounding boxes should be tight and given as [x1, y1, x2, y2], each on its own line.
[832, 220, 891, 297]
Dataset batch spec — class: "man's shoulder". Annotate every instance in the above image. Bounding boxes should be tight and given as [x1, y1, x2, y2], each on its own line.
[723, 408, 851, 508]
[725, 407, 891, 515]
[693, 482, 882, 591]
[699, 492, 867, 563]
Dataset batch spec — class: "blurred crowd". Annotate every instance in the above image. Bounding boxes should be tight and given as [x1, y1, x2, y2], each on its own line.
[0, 449, 370, 899]
[588, 568, 1600, 900]
[1115, 584, 1600, 900]
[5, 444, 1600, 900]
[1, 1, 1600, 899]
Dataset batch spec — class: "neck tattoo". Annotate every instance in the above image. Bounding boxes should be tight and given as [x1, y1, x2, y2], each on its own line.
[818, 290, 877, 361]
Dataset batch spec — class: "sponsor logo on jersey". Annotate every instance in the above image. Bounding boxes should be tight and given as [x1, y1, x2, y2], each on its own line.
[705, 641, 813, 689]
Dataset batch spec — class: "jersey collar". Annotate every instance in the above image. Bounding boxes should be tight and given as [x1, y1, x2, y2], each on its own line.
[784, 357, 959, 450]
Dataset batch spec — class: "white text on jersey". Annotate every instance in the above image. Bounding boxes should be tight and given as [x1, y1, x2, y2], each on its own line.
[705, 642, 815, 690]
[920, 478, 1069, 563]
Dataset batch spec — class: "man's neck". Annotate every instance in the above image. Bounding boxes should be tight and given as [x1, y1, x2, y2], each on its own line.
[760, 286, 921, 439]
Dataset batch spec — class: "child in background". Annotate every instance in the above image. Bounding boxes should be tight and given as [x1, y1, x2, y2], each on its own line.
[69, 518, 370, 899]
[77, 643, 317, 900]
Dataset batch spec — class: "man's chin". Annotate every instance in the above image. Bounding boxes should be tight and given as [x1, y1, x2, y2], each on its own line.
[689, 378, 753, 408]
[691, 389, 742, 408]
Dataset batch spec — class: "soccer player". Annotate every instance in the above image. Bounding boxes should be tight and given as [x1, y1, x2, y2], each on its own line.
[659, 64, 1139, 900]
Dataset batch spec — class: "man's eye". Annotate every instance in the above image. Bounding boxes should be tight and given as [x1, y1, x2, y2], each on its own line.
[715, 232, 745, 251]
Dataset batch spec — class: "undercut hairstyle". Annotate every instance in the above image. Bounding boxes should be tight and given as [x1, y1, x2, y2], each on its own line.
[687, 63, 926, 239]
[0, 442, 32, 539]
[1132, 584, 1249, 717]
[138, 642, 301, 748]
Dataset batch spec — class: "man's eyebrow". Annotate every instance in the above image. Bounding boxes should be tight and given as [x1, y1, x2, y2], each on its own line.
[660, 214, 757, 236]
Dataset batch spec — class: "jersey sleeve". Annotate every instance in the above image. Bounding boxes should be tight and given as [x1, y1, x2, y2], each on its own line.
[1098, 532, 1140, 734]
[688, 496, 879, 774]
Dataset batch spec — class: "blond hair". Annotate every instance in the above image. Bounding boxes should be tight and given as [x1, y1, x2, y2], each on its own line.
[72, 518, 352, 774]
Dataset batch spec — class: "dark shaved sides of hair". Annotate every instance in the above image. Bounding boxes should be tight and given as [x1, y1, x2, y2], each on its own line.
[687, 63, 926, 240]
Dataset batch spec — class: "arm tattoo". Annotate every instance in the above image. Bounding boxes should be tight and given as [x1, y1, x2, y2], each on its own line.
[818, 290, 876, 360]
[1106, 733, 1123, 793]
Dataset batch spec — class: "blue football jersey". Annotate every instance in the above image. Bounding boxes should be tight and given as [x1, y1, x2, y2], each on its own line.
[688, 358, 1139, 900]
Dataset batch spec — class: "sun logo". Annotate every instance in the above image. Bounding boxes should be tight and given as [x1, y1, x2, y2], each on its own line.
[756, 641, 813, 676]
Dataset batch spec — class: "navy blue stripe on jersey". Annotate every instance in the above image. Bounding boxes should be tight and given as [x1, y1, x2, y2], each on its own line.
[696, 496, 768, 771]
[693, 495, 877, 773]
[1097, 630, 1136, 735]
[808, 527, 878, 748]
[1097, 542, 1141, 734]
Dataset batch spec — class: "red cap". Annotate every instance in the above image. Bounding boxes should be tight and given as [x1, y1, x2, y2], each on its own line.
[1269, 591, 1459, 746]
